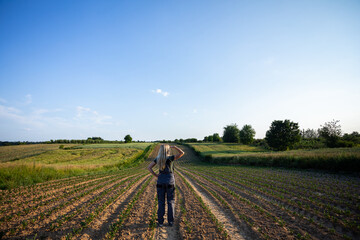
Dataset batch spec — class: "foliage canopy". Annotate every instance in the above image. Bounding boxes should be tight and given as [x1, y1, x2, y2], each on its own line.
[239, 124, 256, 144]
[265, 120, 301, 151]
[223, 124, 240, 143]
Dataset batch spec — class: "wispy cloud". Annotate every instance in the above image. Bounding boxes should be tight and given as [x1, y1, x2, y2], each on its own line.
[75, 106, 113, 125]
[152, 89, 169, 97]
[193, 109, 198, 114]
[0, 97, 7, 103]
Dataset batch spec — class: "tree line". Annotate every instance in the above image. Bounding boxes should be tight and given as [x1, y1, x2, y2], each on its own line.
[201, 119, 360, 151]
[0, 135, 136, 146]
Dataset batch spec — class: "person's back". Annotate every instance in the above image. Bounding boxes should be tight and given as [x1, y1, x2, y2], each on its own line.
[147, 145, 184, 226]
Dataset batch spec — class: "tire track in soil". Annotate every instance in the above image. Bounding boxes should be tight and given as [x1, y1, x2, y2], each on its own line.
[77, 174, 151, 240]
[173, 167, 227, 240]
[176, 170, 245, 240]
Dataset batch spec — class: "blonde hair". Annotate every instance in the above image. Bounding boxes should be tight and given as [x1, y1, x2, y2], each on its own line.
[157, 144, 170, 171]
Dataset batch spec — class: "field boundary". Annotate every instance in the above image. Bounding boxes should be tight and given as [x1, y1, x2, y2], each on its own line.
[183, 143, 360, 172]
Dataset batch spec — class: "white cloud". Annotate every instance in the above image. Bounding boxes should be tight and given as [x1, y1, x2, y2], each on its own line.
[0, 105, 23, 120]
[152, 89, 169, 97]
[193, 109, 198, 114]
[75, 106, 113, 125]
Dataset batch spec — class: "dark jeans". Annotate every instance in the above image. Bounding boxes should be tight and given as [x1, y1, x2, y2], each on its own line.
[156, 184, 175, 224]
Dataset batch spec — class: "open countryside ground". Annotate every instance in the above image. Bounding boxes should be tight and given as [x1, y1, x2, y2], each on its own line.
[1, 145, 360, 239]
[189, 142, 360, 171]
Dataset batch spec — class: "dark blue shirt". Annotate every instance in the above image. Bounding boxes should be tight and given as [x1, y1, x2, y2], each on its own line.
[154, 155, 175, 185]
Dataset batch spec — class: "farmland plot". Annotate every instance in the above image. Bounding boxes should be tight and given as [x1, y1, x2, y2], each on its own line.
[1, 144, 359, 239]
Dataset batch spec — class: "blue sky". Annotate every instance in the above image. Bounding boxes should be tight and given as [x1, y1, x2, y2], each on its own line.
[1, 0, 359, 141]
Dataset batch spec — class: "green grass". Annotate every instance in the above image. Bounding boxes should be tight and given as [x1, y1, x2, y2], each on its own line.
[0, 144, 78, 163]
[0, 143, 155, 189]
[13, 148, 142, 167]
[187, 142, 360, 172]
[74, 142, 152, 150]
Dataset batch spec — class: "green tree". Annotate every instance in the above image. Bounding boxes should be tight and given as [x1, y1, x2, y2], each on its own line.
[265, 120, 301, 151]
[223, 124, 240, 143]
[318, 120, 342, 147]
[124, 134, 132, 143]
[213, 133, 222, 142]
[239, 124, 256, 144]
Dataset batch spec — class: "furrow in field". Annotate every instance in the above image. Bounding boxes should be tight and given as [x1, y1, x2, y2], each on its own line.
[176, 169, 246, 240]
[191, 167, 355, 238]
[0, 173, 121, 222]
[3, 174, 140, 240]
[74, 174, 151, 240]
[0, 173, 130, 237]
[174, 169, 228, 240]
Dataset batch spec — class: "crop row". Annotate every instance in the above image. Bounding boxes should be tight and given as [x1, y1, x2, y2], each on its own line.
[199, 167, 360, 235]
[178, 162, 356, 240]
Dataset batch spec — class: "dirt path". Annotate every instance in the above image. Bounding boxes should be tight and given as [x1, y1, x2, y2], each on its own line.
[177, 170, 245, 240]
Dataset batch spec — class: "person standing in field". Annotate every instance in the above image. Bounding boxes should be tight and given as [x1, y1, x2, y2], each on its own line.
[147, 144, 184, 227]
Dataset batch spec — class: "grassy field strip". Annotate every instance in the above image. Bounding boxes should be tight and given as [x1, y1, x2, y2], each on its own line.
[0, 173, 122, 224]
[187, 143, 360, 171]
[176, 170, 229, 239]
[62, 174, 150, 240]
[0, 144, 71, 162]
[199, 167, 360, 234]
[104, 175, 153, 239]
[183, 166, 353, 239]
[48, 173, 145, 232]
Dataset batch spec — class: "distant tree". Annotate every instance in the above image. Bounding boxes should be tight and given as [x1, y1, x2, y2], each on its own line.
[318, 120, 342, 147]
[239, 124, 256, 144]
[223, 124, 240, 143]
[207, 135, 214, 142]
[265, 120, 301, 151]
[213, 133, 222, 142]
[124, 134, 132, 143]
[301, 129, 319, 139]
[343, 131, 360, 145]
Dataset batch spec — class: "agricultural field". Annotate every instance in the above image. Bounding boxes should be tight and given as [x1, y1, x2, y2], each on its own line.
[0, 143, 153, 189]
[1, 144, 360, 239]
[189, 142, 360, 171]
[0, 144, 78, 163]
